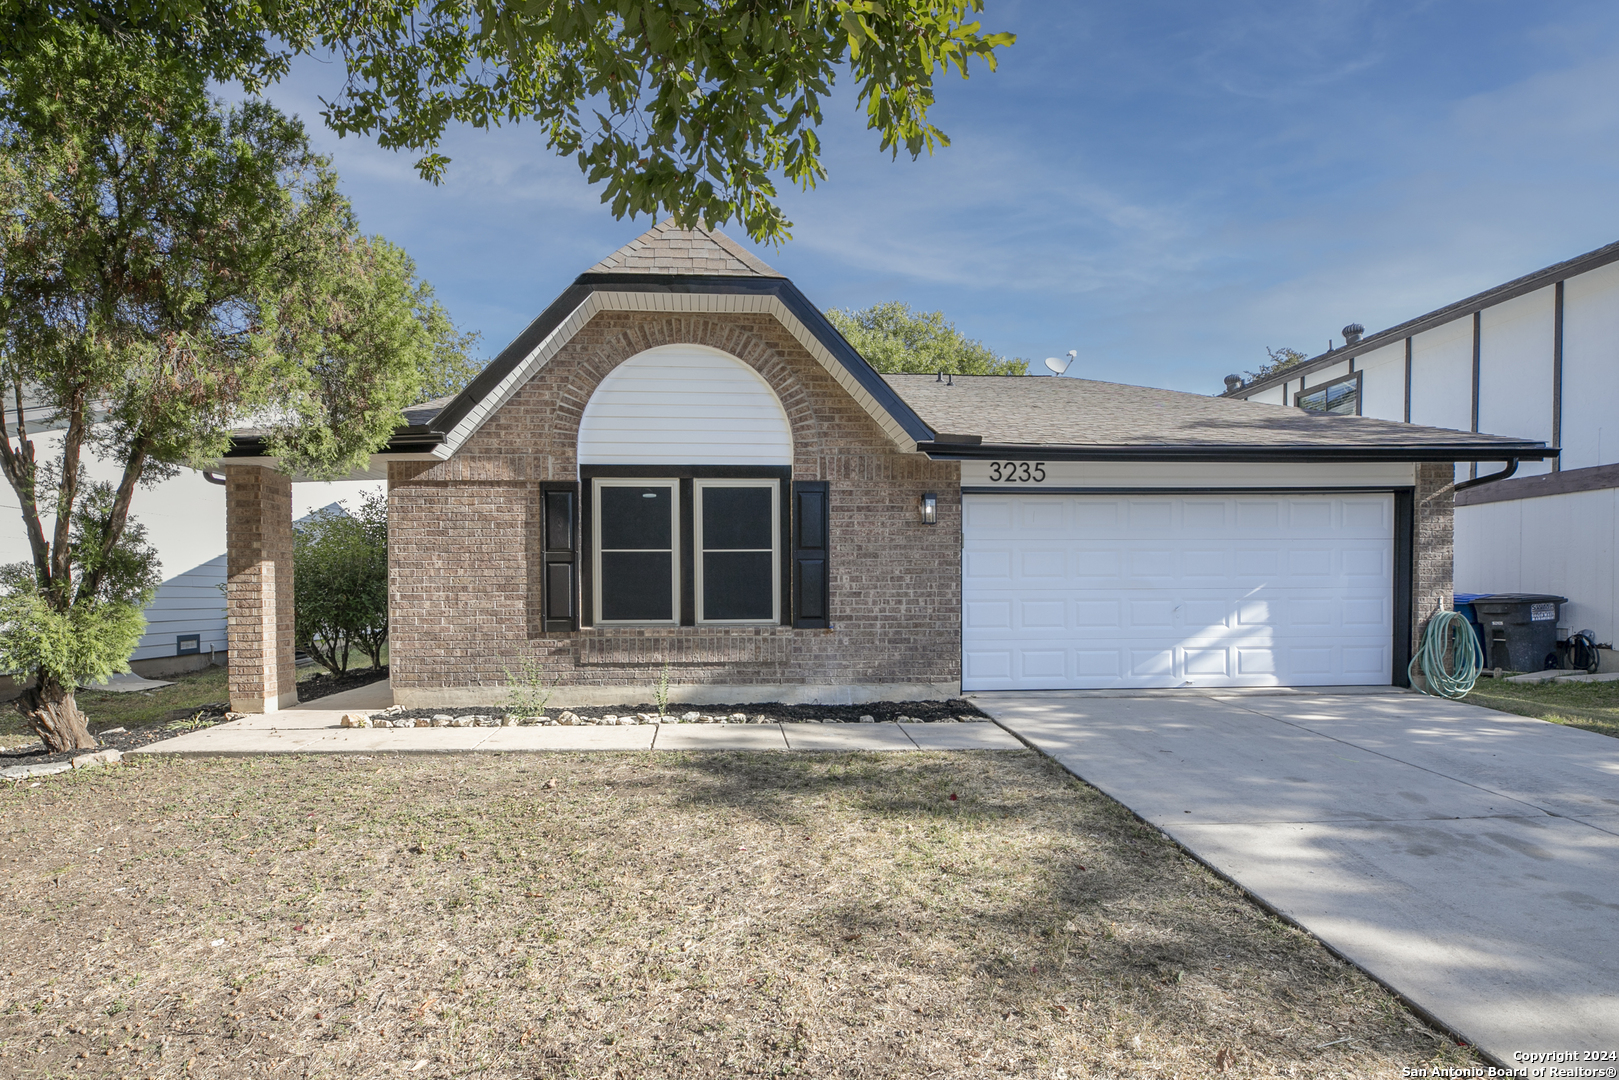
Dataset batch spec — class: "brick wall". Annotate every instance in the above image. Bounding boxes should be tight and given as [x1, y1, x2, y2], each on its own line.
[225, 465, 297, 712]
[1414, 461, 1455, 642]
[388, 311, 961, 705]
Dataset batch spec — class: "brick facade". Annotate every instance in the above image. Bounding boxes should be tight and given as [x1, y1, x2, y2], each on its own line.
[387, 311, 961, 706]
[225, 465, 297, 712]
[1414, 460, 1456, 643]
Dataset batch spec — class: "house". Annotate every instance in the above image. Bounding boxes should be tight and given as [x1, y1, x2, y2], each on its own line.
[217, 222, 1550, 712]
[1221, 239, 1619, 647]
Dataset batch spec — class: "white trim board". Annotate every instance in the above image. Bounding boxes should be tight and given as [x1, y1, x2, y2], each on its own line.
[960, 461, 1418, 488]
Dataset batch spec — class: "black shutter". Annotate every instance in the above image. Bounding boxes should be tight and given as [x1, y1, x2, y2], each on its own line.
[792, 481, 830, 629]
[541, 482, 579, 632]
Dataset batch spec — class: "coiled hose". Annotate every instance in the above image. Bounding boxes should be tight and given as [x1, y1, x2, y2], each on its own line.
[1409, 609, 1483, 699]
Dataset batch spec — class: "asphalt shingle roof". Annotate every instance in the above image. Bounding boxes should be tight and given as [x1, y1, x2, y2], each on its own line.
[884, 373, 1549, 454]
[586, 219, 784, 278]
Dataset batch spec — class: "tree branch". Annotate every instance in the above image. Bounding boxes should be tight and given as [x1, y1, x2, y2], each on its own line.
[0, 378, 54, 589]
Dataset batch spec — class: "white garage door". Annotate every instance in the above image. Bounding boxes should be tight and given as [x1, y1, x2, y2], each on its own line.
[962, 492, 1395, 690]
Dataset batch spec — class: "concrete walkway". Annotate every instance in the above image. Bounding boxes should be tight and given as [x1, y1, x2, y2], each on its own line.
[132, 706, 1023, 756]
[975, 688, 1619, 1067]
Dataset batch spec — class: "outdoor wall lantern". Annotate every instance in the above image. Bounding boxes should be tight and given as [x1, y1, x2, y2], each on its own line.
[919, 492, 938, 524]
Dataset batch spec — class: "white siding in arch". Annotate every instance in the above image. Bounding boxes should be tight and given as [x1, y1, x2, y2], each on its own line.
[578, 344, 793, 466]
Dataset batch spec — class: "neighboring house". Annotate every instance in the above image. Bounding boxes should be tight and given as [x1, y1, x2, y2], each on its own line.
[129, 554, 228, 672]
[1220, 239, 1619, 645]
[217, 221, 1548, 711]
[0, 424, 382, 679]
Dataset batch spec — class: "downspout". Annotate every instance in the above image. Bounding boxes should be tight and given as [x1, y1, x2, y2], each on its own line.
[1453, 459, 1518, 493]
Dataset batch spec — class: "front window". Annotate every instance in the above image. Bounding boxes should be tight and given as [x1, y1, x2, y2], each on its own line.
[696, 480, 780, 623]
[594, 480, 678, 624]
[590, 475, 783, 626]
[1296, 373, 1360, 415]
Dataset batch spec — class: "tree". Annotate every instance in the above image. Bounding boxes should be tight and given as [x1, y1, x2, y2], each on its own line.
[827, 302, 1029, 375]
[1244, 346, 1308, 384]
[0, 1, 1015, 245]
[293, 493, 388, 676]
[0, 26, 469, 750]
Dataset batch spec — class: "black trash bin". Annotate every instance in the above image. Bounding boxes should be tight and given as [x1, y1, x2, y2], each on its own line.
[1470, 593, 1568, 672]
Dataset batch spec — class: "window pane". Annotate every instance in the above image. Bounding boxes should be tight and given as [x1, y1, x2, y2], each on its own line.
[702, 486, 773, 550]
[703, 551, 774, 620]
[599, 486, 672, 549]
[600, 552, 673, 621]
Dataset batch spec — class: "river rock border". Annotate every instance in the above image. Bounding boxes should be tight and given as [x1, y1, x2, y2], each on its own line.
[345, 699, 990, 729]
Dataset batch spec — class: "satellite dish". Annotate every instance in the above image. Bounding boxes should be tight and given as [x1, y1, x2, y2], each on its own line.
[1044, 349, 1077, 376]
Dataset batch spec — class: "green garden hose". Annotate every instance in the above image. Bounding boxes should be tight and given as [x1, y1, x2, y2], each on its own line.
[1409, 609, 1483, 699]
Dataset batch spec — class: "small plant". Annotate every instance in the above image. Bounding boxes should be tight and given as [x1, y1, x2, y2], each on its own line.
[654, 662, 671, 716]
[504, 658, 559, 717]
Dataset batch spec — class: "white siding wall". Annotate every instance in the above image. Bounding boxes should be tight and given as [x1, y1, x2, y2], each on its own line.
[577, 344, 793, 466]
[1456, 492, 1619, 645]
[1356, 342, 1405, 421]
[1476, 288, 1556, 478]
[1245, 384, 1287, 406]
[131, 555, 227, 661]
[1560, 260, 1619, 471]
[1405, 318, 1475, 484]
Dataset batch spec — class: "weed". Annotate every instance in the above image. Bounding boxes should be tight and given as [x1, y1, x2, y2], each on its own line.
[503, 658, 559, 717]
[654, 661, 671, 716]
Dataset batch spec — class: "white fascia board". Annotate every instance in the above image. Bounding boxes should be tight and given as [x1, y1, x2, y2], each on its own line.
[432, 291, 918, 460]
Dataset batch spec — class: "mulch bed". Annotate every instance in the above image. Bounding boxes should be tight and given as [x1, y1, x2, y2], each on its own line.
[387, 698, 990, 724]
[299, 665, 389, 703]
[0, 703, 232, 770]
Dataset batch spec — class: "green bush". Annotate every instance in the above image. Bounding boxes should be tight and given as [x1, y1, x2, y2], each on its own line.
[293, 492, 388, 675]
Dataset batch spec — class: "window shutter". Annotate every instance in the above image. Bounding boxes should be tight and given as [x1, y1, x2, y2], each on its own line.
[792, 481, 830, 629]
[541, 482, 579, 631]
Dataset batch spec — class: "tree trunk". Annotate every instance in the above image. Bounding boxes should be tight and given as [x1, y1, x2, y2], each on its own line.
[23, 673, 96, 752]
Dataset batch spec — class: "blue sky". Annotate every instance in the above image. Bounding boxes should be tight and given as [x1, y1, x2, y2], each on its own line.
[259, 0, 1619, 394]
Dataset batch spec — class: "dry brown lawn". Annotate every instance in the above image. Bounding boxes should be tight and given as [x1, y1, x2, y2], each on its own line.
[0, 750, 1479, 1079]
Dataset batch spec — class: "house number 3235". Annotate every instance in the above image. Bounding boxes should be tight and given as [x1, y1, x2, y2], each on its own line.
[988, 462, 1046, 482]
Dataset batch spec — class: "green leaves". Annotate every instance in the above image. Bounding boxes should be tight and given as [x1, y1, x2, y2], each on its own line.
[1, 1, 1014, 245]
[293, 493, 389, 675]
[827, 301, 1028, 375]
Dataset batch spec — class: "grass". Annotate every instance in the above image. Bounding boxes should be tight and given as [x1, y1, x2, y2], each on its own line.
[1464, 676, 1619, 739]
[0, 653, 386, 748]
[0, 751, 1479, 1079]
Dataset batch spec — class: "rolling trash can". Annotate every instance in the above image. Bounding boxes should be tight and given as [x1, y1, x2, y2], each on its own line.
[1470, 593, 1567, 672]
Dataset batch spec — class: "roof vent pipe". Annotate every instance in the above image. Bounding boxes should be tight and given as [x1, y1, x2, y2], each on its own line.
[1223, 375, 1243, 393]
[1342, 323, 1364, 346]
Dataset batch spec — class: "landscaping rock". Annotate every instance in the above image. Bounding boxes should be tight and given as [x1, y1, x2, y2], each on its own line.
[1, 761, 73, 780]
[340, 713, 372, 729]
[558, 711, 579, 726]
[681, 711, 701, 722]
[71, 748, 122, 769]
[859, 715, 875, 723]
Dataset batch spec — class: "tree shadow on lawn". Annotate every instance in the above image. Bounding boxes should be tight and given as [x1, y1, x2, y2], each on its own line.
[0, 751, 1477, 1080]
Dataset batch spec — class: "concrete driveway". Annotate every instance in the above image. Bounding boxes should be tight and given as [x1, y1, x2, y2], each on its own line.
[974, 688, 1619, 1068]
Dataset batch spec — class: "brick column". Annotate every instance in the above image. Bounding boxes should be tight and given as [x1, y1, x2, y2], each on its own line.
[1413, 462, 1456, 646]
[226, 465, 298, 713]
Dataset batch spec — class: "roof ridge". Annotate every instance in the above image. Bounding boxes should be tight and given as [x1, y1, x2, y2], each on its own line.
[586, 218, 784, 278]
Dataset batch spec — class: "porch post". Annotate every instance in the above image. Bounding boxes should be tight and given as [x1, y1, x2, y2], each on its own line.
[225, 465, 298, 713]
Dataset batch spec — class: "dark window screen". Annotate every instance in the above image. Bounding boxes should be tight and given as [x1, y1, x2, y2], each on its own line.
[703, 552, 773, 620]
[601, 552, 674, 621]
[700, 485, 774, 620]
[599, 486, 672, 549]
[598, 485, 674, 621]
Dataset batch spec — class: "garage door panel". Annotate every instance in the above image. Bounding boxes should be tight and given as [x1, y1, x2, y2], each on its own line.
[962, 493, 1395, 690]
